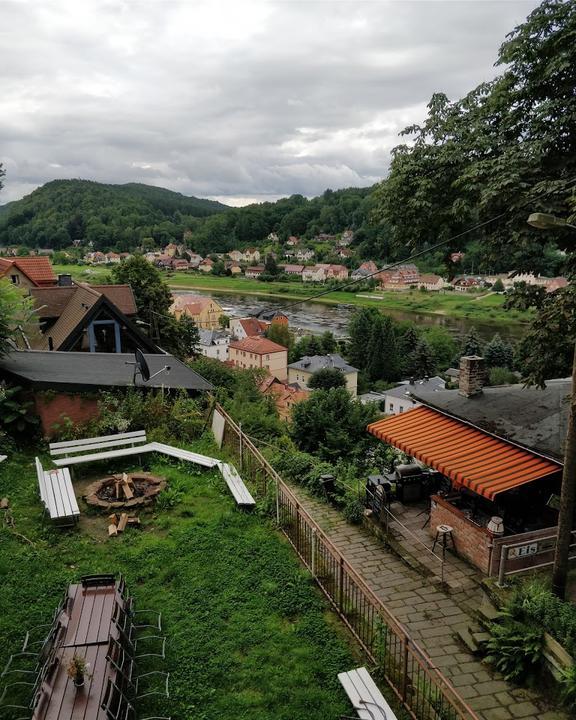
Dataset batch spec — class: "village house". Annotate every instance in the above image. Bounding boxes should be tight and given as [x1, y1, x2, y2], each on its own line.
[251, 308, 289, 327]
[229, 317, 267, 340]
[351, 260, 379, 280]
[84, 251, 107, 265]
[417, 274, 445, 291]
[170, 294, 224, 329]
[0, 256, 57, 289]
[378, 264, 419, 289]
[302, 264, 349, 282]
[198, 258, 215, 273]
[243, 248, 261, 263]
[105, 252, 122, 264]
[225, 261, 242, 275]
[336, 247, 353, 259]
[288, 353, 358, 396]
[154, 254, 174, 269]
[279, 263, 304, 277]
[337, 230, 354, 246]
[316, 233, 337, 243]
[228, 336, 288, 379]
[28, 281, 159, 354]
[228, 250, 244, 263]
[197, 329, 230, 361]
[267, 232, 279, 243]
[245, 266, 265, 279]
[258, 376, 310, 421]
[164, 243, 179, 257]
[171, 259, 189, 271]
[378, 376, 446, 415]
[185, 252, 203, 268]
[286, 236, 300, 246]
[452, 275, 483, 291]
[295, 248, 315, 262]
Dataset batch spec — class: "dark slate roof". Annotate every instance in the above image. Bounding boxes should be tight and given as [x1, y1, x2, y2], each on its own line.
[0, 350, 212, 393]
[383, 376, 445, 400]
[288, 353, 357, 374]
[412, 378, 570, 461]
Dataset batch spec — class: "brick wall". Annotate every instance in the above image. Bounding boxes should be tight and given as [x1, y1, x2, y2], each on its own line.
[458, 355, 485, 397]
[34, 392, 100, 438]
[429, 495, 494, 574]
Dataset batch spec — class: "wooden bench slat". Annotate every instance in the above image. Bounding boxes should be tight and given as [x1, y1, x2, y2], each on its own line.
[219, 463, 255, 506]
[0, 455, 6, 463]
[149, 443, 220, 468]
[51, 436, 149, 456]
[36, 457, 80, 524]
[49, 430, 147, 451]
[53, 444, 156, 467]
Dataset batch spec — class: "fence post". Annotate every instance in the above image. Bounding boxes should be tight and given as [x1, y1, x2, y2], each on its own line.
[239, 422, 243, 471]
[401, 635, 409, 701]
[497, 544, 510, 587]
[275, 479, 280, 525]
[339, 556, 344, 611]
[311, 529, 317, 578]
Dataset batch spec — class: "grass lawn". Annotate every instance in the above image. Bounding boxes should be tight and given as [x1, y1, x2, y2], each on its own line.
[52, 264, 531, 326]
[0, 441, 360, 719]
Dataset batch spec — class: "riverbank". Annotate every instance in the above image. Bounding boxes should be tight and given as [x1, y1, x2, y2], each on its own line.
[52, 265, 532, 326]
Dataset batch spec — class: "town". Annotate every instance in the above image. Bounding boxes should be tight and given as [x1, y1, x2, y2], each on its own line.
[0, 2, 575, 720]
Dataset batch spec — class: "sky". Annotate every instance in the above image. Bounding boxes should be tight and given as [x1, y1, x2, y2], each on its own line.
[0, 0, 541, 206]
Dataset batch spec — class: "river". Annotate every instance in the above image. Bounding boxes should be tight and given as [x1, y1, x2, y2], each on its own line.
[172, 289, 528, 343]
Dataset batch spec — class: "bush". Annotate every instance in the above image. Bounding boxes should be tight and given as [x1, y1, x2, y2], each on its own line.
[484, 619, 544, 680]
[488, 367, 517, 386]
[342, 495, 365, 524]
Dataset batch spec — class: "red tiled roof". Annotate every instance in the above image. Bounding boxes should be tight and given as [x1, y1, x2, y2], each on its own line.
[0, 256, 57, 286]
[229, 336, 287, 355]
[238, 318, 265, 337]
[367, 406, 560, 501]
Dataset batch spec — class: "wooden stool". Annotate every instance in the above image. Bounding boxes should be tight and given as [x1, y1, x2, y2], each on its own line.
[432, 524, 454, 557]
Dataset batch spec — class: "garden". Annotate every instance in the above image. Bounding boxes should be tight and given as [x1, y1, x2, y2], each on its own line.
[0, 438, 365, 719]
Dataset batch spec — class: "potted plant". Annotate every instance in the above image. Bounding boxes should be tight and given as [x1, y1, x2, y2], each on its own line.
[67, 654, 91, 688]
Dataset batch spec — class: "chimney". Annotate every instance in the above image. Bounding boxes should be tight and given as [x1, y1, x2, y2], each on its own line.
[458, 355, 485, 397]
[58, 273, 73, 287]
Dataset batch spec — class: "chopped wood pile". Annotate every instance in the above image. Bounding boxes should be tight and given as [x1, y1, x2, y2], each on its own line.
[108, 511, 141, 537]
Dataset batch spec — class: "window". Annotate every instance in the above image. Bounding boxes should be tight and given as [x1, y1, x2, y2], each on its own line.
[389, 403, 394, 412]
[266, 354, 270, 360]
[399, 407, 404, 413]
[10, 274, 19, 285]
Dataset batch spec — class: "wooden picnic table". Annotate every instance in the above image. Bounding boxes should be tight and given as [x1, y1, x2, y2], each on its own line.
[32, 581, 126, 720]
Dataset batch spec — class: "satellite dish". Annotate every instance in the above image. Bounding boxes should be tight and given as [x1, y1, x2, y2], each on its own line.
[135, 349, 150, 382]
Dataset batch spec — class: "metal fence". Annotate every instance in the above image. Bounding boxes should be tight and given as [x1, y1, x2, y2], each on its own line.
[215, 404, 479, 720]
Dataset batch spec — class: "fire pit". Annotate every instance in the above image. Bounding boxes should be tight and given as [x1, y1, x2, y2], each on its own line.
[84, 473, 167, 510]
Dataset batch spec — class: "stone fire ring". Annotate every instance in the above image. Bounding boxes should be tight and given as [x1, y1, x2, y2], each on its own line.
[84, 472, 167, 510]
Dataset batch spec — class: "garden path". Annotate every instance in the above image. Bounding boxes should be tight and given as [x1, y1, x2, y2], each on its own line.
[286, 485, 568, 720]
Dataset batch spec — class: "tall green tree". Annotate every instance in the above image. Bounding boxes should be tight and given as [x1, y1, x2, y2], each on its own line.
[0, 279, 31, 356]
[265, 322, 292, 350]
[0, 163, 4, 193]
[484, 334, 511, 369]
[308, 368, 346, 391]
[366, 315, 399, 383]
[460, 328, 483, 358]
[264, 254, 279, 276]
[112, 255, 172, 326]
[319, 331, 337, 354]
[375, 0, 576, 273]
[347, 308, 378, 371]
[411, 338, 437, 378]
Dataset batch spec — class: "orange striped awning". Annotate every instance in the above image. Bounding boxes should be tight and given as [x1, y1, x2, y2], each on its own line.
[367, 406, 561, 501]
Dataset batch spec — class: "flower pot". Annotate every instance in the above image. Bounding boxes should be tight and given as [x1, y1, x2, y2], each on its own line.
[74, 676, 85, 688]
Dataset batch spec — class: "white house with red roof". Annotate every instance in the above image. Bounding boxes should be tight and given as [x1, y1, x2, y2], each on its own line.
[228, 336, 288, 379]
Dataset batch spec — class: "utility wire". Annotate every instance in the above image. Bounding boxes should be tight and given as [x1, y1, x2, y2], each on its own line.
[267, 177, 576, 314]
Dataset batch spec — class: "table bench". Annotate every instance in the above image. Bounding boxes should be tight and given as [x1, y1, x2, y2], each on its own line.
[49, 431, 255, 509]
[338, 667, 397, 720]
[35, 458, 80, 526]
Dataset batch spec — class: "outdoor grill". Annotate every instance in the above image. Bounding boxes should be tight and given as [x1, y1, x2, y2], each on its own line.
[366, 465, 444, 511]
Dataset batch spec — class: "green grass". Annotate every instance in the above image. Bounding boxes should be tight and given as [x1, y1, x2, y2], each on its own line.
[0, 445, 360, 719]
[52, 264, 531, 325]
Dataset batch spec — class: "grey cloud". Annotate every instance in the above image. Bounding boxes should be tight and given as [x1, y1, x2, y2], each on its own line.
[0, 0, 540, 205]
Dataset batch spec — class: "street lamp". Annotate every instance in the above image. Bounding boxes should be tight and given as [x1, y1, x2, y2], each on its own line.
[527, 212, 575, 598]
[527, 212, 576, 231]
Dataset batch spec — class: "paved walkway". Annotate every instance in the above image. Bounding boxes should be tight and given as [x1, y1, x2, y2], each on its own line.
[287, 485, 567, 720]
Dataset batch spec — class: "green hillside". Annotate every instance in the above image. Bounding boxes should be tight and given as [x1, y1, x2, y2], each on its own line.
[0, 179, 228, 250]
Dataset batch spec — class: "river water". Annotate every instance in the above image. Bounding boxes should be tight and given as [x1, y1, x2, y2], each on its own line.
[172, 289, 528, 343]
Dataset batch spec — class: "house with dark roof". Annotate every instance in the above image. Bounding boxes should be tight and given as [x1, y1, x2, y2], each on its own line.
[0, 350, 212, 438]
[29, 283, 159, 354]
[378, 376, 446, 415]
[198, 329, 230, 361]
[288, 354, 358, 396]
[0, 256, 57, 288]
[228, 336, 288, 379]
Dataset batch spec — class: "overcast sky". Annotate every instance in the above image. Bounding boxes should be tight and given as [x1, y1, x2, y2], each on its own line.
[0, 0, 540, 206]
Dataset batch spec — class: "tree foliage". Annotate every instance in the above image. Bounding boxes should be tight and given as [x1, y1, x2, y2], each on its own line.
[112, 255, 172, 325]
[308, 368, 346, 391]
[290, 387, 379, 462]
[348, 308, 400, 383]
[0, 279, 32, 356]
[375, 0, 576, 275]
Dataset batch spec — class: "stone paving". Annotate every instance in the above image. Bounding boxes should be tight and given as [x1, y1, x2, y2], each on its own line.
[287, 485, 567, 720]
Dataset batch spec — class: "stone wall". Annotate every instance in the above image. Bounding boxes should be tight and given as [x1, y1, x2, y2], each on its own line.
[34, 392, 99, 438]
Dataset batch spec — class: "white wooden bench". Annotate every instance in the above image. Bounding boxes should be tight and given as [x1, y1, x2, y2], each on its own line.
[49, 431, 255, 509]
[0, 455, 6, 464]
[49, 430, 151, 466]
[338, 667, 397, 720]
[35, 457, 80, 526]
[219, 462, 255, 507]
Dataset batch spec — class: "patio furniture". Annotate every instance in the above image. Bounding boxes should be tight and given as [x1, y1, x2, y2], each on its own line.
[49, 431, 255, 509]
[100, 679, 170, 720]
[432, 524, 455, 558]
[338, 667, 397, 720]
[35, 459, 79, 526]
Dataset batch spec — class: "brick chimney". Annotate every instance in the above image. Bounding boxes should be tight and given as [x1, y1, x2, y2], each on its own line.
[458, 356, 485, 397]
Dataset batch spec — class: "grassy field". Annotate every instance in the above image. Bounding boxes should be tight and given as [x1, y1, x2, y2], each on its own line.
[53, 264, 531, 325]
[0, 440, 365, 719]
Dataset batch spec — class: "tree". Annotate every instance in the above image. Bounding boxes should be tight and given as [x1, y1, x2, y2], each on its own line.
[161, 314, 199, 361]
[366, 315, 400, 383]
[410, 338, 437, 378]
[375, 0, 576, 273]
[290, 387, 379, 461]
[492, 278, 505, 292]
[0, 279, 31, 356]
[398, 326, 420, 375]
[264, 253, 279, 276]
[484, 334, 510, 368]
[0, 163, 4, 192]
[347, 308, 379, 371]
[265, 322, 291, 350]
[308, 368, 346, 390]
[319, 331, 337, 354]
[218, 314, 230, 329]
[111, 255, 172, 326]
[460, 328, 483, 358]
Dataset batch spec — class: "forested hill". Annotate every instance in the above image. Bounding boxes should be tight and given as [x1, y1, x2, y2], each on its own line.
[0, 179, 391, 259]
[0, 179, 228, 250]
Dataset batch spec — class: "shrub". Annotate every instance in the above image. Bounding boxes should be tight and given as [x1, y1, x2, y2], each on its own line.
[484, 619, 544, 680]
[488, 367, 517, 386]
[559, 665, 576, 709]
[342, 495, 365, 525]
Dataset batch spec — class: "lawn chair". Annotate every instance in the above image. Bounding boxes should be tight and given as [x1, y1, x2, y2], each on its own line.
[126, 598, 163, 633]
[113, 611, 166, 661]
[106, 638, 169, 701]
